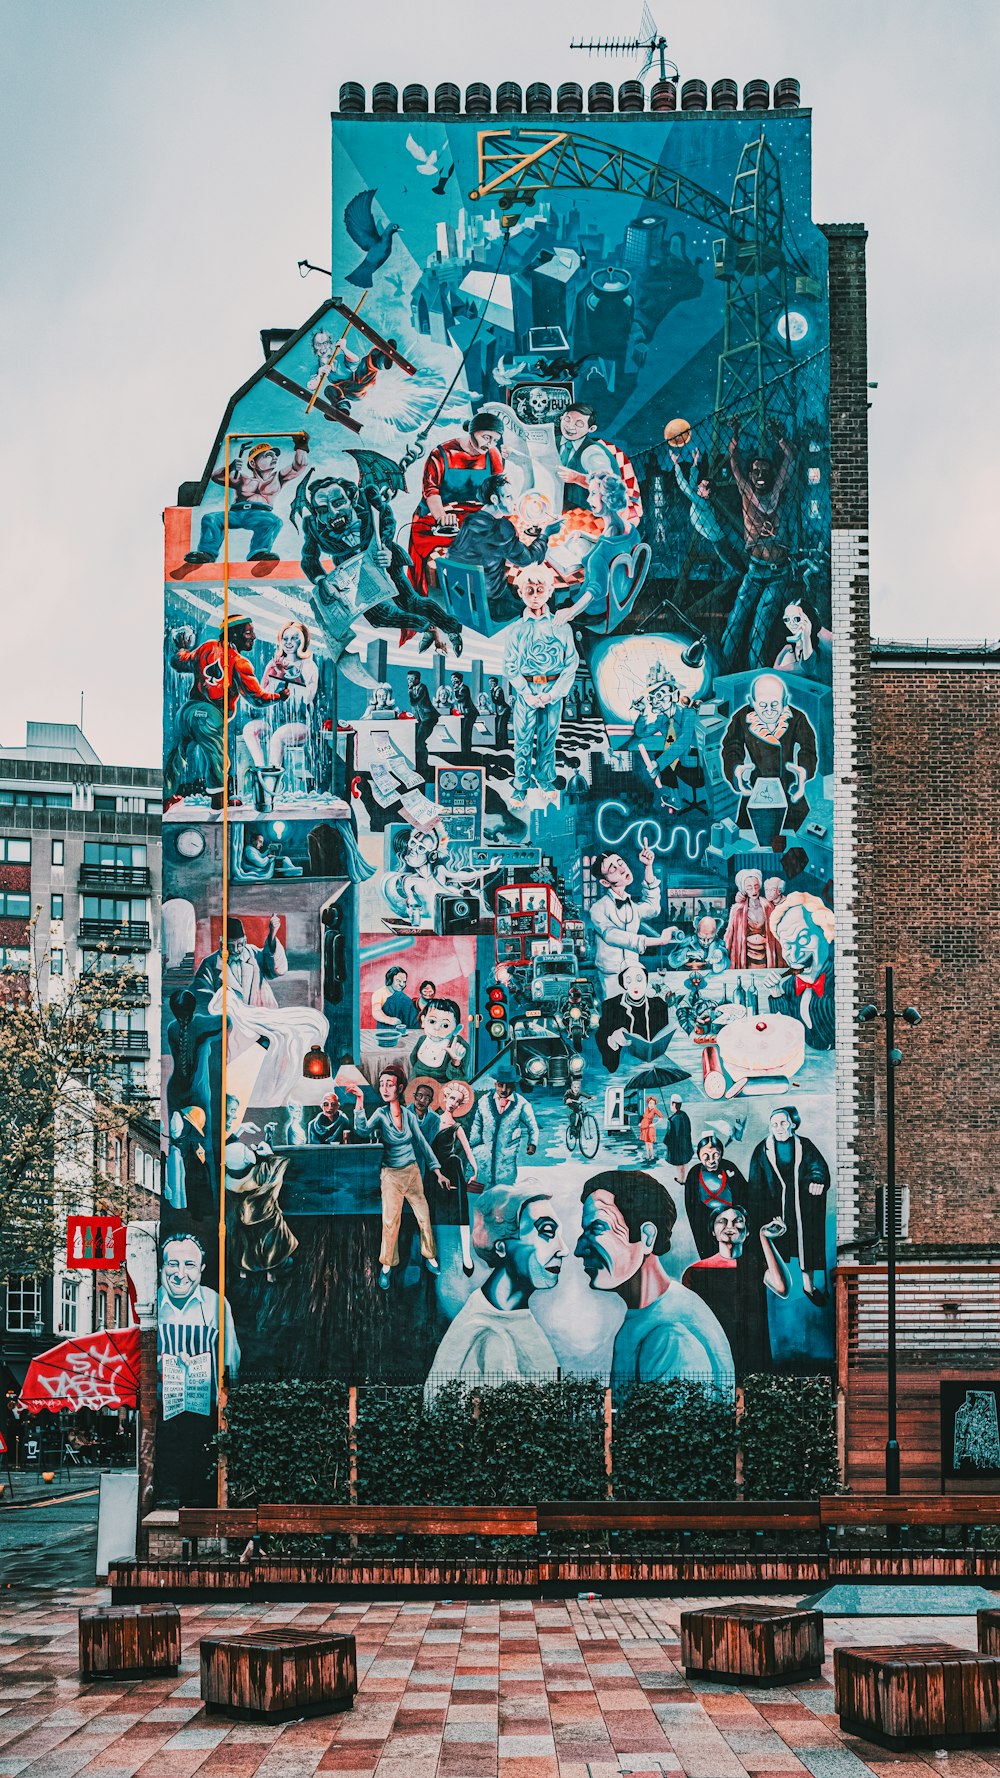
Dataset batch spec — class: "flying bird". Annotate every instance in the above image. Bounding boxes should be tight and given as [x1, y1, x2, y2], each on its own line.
[433, 162, 455, 197]
[406, 134, 439, 176]
[343, 189, 399, 288]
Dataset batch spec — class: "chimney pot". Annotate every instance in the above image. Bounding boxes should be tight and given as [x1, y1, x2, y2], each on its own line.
[650, 78, 677, 112]
[773, 76, 801, 110]
[587, 81, 614, 114]
[618, 79, 645, 113]
[372, 81, 398, 117]
[465, 82, 491, 116]
[681, 78, 708, 111]
[526, 81, 552, 114]
[338, 81, 365, 116]
[434, 82, 461, 114]
[497, 81, 523, 115]
[711, 78, 738, 111]
[402, 84, 429, 115]
[557, 81, 583, 114]
[743, 79, 770, 111]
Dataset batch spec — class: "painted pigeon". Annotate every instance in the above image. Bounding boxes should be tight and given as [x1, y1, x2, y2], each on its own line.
[344, 190, 399, 288]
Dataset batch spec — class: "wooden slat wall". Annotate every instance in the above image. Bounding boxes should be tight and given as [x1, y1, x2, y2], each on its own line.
[844, 1366, 1000, 1494]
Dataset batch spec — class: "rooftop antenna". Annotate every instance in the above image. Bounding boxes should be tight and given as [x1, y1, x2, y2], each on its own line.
[571, 4, 678, 86]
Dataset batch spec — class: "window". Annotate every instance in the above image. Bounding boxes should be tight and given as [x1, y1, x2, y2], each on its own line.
[51, 894, 63, 921]
[82, 895, 146, 924]
[0, 892, 30, 919]
[5, 1276, 41, 1333]
[114, 1138, 123, 1175]
[50, 948, 64, 977]
[93, 795, 117, 813]
[97, 1129, 108, 1171]
[84, 842, 146, 868]
[52, 839, 65, 866]
[96, 1293, 107, 1331]
[0, 791, 70, 809]
[99, 1008, 147, 1034]
[60, 1276, 78, 1335]
[0, 839, 30, 864]
[113, 1296, 124, 1329]
[0, 948, 30, 971]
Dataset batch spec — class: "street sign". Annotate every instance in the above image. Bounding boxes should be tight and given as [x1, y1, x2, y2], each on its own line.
[0, 1431, 7, 1455]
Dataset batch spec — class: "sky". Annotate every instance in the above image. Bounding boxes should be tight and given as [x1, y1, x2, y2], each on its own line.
[3, 0, 998, 765]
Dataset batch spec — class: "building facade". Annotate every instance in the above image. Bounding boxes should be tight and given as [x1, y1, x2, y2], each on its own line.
[0, 722, 162, 1399]
[157, 74, 855, 1502]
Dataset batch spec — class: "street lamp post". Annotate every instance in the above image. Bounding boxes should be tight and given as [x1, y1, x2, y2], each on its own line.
[858, 966, 922, 1498]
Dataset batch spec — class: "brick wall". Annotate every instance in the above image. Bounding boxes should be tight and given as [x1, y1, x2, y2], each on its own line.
[861, 662, 1000, 1252]
[823, 224, 873, 1247]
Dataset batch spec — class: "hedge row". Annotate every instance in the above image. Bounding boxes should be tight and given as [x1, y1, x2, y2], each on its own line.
[221, 1374, 839, 1505]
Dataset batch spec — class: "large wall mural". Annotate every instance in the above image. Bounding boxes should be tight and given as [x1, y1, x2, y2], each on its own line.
[160, 103, 834, 1500]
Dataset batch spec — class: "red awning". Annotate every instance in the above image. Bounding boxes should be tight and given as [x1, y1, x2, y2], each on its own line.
[18, 1328, 141, 1415]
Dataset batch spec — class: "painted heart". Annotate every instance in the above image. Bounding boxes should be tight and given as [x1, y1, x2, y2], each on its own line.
[607, 542, 651, 621]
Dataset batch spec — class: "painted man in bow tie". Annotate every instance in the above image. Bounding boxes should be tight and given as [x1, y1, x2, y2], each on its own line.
[759, 891, 836, 1050]
[588, 845, 680, 996]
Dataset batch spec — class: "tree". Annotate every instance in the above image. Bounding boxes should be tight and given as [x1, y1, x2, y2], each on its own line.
[0, 920, 149, 1278]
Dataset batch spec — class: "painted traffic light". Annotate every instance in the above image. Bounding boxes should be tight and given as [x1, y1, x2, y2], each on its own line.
[486, 983, 508, 1042]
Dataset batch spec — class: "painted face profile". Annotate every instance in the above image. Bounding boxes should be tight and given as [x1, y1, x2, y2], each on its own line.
[575, 1189, 647, 1291]
[500, 1199, 567, 1292]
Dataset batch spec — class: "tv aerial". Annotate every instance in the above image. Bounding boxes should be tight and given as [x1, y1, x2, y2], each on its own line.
[571, 4, 678, 86]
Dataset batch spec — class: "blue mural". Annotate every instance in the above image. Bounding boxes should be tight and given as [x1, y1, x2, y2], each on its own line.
[159, 103, 834, 1500]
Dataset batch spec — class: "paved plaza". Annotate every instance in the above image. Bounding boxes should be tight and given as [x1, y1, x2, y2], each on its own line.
[0, 1591, 998, 1778]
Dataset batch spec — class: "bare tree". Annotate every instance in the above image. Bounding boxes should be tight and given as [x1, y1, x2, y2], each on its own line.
[0, 920, 150, 1278]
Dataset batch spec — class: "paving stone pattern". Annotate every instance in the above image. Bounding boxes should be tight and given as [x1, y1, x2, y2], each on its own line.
[0, 1590, 993, 1778]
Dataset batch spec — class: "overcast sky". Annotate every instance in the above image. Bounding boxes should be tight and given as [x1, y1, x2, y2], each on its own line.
[3, 0, 997, 764]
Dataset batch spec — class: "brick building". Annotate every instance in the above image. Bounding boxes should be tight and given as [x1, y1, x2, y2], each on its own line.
[823, 222, 1000, 1490]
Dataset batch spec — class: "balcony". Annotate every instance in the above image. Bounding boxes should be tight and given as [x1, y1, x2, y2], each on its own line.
[78, 920, 151, 950]
[79, 864, 152, 892]
[98, 1031, 151, 1058]
[82, 971, 150, 1005]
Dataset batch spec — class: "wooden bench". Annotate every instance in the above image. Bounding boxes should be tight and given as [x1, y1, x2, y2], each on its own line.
[79, 1605, 181, 1679]
[680, 1604, 824, 1686]
[821, 1494, 1000, 1530]
[979, 1610, 1000, 1655]
[200, 1627, 356, 1720]
[537, 1500, 820, 1537]
[834, 1643, 1000, 1749]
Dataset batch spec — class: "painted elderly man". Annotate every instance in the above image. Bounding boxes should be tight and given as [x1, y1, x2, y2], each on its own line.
[576, 1169, 733, 1391]
[423, 1184, 567, 1395]
[761, 891, 837, 1050]
[720, 672, 818, 844]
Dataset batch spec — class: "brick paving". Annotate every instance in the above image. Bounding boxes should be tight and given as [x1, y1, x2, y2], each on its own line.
[0, 1590, 995, 1778]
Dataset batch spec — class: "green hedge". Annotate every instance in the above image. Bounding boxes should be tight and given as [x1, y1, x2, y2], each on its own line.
[613, 1381, 738, 1499]
[741, 1373, 840, 1499]
[355, 1378, 607, 1504]
[219, 1372, 839, 1505]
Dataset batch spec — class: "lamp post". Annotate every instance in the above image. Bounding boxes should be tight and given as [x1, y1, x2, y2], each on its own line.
[857, 966, 922, 1496]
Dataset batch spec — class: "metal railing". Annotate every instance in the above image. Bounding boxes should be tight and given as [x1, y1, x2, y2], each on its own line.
[78, 921, 151, 949]
[79, 865, 152, 891]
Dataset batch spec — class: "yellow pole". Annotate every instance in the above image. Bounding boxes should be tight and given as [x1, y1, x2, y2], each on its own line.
[217, 433, 231, 1508]
[214, 431, 306, 1509]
